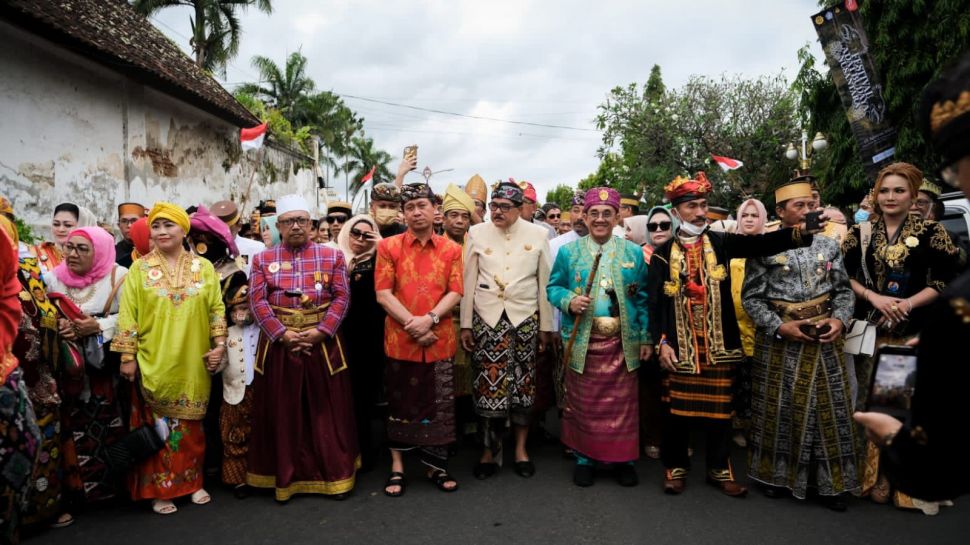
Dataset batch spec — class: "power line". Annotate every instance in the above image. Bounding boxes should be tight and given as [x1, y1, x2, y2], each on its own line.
[336, 93, 601, 133]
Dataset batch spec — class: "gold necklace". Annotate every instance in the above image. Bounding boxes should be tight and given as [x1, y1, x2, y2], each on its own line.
[66, 284, 97, 307]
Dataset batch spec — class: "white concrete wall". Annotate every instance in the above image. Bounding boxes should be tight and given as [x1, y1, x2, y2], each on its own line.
[0, 21, 315, 239]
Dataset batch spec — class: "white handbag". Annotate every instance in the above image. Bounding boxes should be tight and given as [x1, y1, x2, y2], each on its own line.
[845, 221, 878, 357]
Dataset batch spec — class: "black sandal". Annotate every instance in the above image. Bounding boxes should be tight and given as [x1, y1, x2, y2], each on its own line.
[428, 469, 459, 492]
[384, 471, 406, 497]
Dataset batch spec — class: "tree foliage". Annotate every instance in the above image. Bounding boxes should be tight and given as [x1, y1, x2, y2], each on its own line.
[132, 0, 272, 76]
[594, 67, 800, 210]
[795, 0, 970, 205]
[545, 184, 576, 210]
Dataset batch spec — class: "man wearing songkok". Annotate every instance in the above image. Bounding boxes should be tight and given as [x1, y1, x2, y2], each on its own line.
[247, 193, 359, 501]
[375, 183, 464, 496]
[465, 174, 489, 222]
[516, 180, 539, 223]
[324, 201, 353, 249]
[441, 184, 477, 436]
[613, 193, 640, 237]
[547, 187, 652, 488]
[742, 177, 858, 510]
[646, 172, 822, 497]
[211, 200, 265, 277]
[371, 182, 407, 238]
[460, 182, 555, 479]
[115, 202, 145, 268]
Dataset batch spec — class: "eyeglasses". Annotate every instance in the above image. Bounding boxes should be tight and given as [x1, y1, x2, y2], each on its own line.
[488, 202, 517, 213]
[587, 210, 615, 220]
[119, 218, 140, 226]
[278, 217, 310, 228]
[64, 243, 92, 255]
[546, 213, 561, 219]
[915, 199, 933, 207]
[325, 215, 348, 224]
[349, 228, 376, 241]
[647, 221, 672, 232]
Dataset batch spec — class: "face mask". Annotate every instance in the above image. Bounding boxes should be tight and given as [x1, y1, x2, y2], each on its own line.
[854, 209, 870, 223]
[374, 208, 399, 227]
[678, 220, 707, 237]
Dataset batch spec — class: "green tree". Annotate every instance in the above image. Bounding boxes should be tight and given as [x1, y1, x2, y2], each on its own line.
[795, 1, 970, 205]
[133, 0, 272, 76]
[345, 137, 393, 199]
[545, 184, 576, 210]
[237, 51, 315, 118]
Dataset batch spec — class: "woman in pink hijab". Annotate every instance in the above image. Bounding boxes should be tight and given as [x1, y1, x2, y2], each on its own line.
[45, 225, 129, 513]
[729, 198, 767, 449]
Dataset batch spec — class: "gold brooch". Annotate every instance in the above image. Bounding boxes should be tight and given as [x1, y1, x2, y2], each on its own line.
[268, 262, 280, 273]
[599, 190, 609, 201]
[147, 268, 163, 281]
[904, 236, 919, 248]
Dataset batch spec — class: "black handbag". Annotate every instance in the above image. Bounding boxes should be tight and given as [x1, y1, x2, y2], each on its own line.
[105, 382, 165, 474]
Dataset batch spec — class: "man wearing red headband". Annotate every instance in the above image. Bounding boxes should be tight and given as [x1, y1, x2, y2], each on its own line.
[646, 172, 824, 497]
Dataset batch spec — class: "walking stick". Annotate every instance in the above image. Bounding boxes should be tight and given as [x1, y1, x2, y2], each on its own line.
[563, 251, 602, 368]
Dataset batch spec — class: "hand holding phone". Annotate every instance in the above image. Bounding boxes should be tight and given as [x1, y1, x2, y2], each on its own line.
[867, 344, 917, 424]
[804, 210, 822, 232]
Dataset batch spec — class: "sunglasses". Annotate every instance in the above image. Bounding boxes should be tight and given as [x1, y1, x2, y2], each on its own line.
[647, 221, 672, 232]
[349, 228, 376, 241]
[546, 213, 561, 219]
[326, 215, 348, 224]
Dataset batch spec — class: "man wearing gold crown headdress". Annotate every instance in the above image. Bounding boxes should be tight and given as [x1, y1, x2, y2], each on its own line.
[646, 172, 825, 498]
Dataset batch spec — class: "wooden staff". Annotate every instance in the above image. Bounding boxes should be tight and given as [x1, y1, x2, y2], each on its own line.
[563, 251, 602, 368]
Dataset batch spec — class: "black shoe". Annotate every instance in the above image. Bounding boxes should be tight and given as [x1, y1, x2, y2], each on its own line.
[573, 464, 595, 487]
[473, 462, 499, 480]
[232, 484, 249, 500]
[823, 494, 848, 512]
[514, 460, 536, 478]
[329, 492, 349, 501]
[762, 485, 789, 499]
[615, 464, 639, 487]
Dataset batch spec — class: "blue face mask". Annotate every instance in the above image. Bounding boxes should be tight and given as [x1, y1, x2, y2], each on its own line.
[854, 209, 870, 223]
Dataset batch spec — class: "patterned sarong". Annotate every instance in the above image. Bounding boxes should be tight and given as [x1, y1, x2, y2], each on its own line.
[663, 304, 734, 419]
[220, 389, 253, 486]
[385, 358, 455, 447]
[471, 312, 538, 417]
[561, 334, 638, 463]
[748, 331, 859, 498]
[129, 388, 205, 501]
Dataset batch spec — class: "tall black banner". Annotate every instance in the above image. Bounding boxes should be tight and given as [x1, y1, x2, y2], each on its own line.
[812, 1, 896, 182]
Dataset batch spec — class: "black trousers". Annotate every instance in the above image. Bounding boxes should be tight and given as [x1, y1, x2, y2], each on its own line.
[660, 411, 732, 473]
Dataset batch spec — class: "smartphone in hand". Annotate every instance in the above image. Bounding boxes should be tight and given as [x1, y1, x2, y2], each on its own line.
[867, 344, 917, 424]
[804, 210, 822, 232]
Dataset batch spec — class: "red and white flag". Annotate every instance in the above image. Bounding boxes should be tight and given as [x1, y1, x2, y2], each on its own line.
[710, 154, 743, 171]
[360, 166, 376, 187]
[240, 122, 268, 151]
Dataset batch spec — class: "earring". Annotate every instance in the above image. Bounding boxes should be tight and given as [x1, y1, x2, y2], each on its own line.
[195, 242, 208, 254]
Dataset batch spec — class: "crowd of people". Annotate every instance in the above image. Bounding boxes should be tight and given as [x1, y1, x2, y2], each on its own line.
[1, 49, 969, 545]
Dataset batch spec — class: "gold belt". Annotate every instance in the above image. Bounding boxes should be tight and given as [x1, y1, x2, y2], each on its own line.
[591, 317, 621, 337]
[770, 294, 831, 323]
[271, 303, 330, 331]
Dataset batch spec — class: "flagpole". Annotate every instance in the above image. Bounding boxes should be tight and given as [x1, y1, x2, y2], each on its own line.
[240, 146, 265, 215]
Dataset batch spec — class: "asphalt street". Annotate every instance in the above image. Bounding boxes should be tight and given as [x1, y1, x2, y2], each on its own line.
[31, 438, 969, 545]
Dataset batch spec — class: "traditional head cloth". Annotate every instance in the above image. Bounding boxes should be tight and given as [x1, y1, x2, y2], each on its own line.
[117, 202, 146, 217]
[624, 215, 649, 246]
[491, 181, 524, 205]
[210, 200, 242, 226]
[664, 172, 712, 205]
[371, 182, 401, 203]
[260, 217, 280, 247]
[52, 226, 116, 288]
[774, 175, 813, 203]
[190, 205, 239, 258]
[620, 194, 641, 209]
[518, 180, 538, 203]
[735, 198, 768, 235]
[571, 190, 586, 207]
[584, 187, 620, 212]
[148, 202, 190, 234]
[276, 194, 310, 216]
[645, 206, 679, 249]
[0, 215, 18, 247]
[919, 178, 943, 198]
[336, 214, 383, 272]
[129, 217, 150, 258]
[706, 206, 730, 221]
[442, 184, 476, 215]
[258, 200, 277, 215]
[560, 210, 571, 223]
[226, 283, 249, 307]
[400, 183, 435, 204]
[0, 195, 13, 218]
[465, 174, 488, 204]
[327, 201, 353, 216]
[920, 50, 970, 168]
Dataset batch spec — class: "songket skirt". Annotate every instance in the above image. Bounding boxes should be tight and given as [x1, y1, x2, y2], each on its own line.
[128, 390, 205, 501]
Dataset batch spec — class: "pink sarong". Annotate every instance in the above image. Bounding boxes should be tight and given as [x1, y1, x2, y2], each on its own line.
[561, 334, 639, 463]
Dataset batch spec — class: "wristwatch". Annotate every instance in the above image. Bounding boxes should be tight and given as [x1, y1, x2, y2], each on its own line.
[427, 311, 440, 325]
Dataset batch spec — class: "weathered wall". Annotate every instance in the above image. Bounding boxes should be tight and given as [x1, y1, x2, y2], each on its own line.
[0, 21, 315, 239]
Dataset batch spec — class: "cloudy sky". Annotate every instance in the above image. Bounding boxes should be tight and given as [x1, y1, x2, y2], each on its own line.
[151, 0, 825, 203]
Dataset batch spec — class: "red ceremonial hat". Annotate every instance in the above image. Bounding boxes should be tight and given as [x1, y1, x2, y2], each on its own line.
[664, 172, 712, 205]
[517, 180, 538, 203]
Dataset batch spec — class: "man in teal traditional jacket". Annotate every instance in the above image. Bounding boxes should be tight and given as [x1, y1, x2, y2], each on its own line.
[547, 187, 652, 487]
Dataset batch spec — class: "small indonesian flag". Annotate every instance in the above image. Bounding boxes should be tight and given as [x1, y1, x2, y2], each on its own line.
[360, 165, 376, 187]
[240, 122, 268, 151]
[711, 154, 743, 171]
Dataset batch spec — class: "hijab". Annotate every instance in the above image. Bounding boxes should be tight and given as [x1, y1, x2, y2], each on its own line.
[645, 206, 679, 248]
[735, 198, 767, 235]
[52, 226, 116, 288]
[260, 217, 280, 247]
[624, 215, 649, 246]
[337, 214, 382, 271]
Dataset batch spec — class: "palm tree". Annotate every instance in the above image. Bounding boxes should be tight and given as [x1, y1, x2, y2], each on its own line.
[132, 0, 273, 76]
[346, 136, 393, 200]
[236, 52, 315, 119]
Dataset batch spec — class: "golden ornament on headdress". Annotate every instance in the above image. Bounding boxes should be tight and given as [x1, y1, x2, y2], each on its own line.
[664, 176, 690, 193]
[930, 90, 970, 133]
[598, 189, 609, 201]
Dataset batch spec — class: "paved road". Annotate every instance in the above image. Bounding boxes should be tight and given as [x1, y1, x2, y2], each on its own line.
[32, 440, 968, 545]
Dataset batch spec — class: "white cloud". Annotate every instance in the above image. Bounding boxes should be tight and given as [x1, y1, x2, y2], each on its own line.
[151, 0, 824, 202]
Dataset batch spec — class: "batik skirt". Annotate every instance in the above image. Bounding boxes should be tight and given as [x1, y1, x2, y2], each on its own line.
[471, 312, 538, 418]
[0, 369, 40, 544]
[128, 389, 205, 501]
[219, 388, 253, 486]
